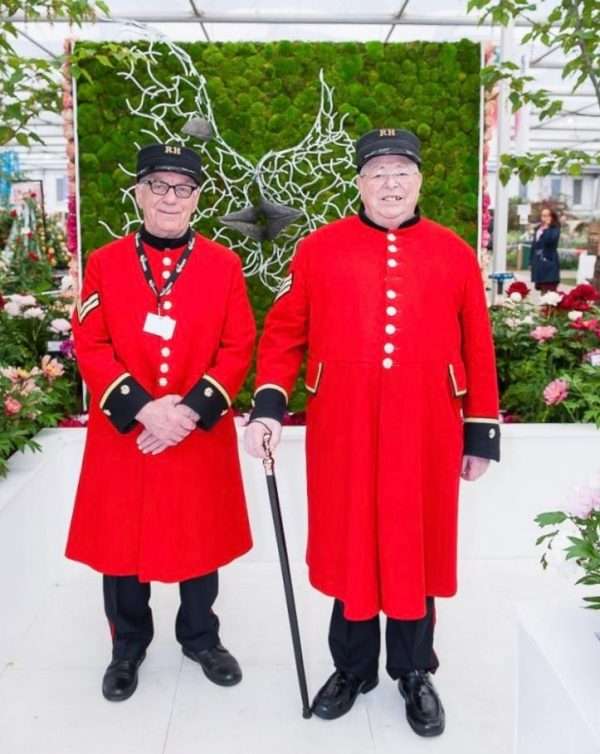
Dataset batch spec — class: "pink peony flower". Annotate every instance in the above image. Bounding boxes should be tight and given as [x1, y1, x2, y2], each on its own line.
[49, 317, 71, 334]
[531, 325, 558, 342]
[4, 397, 22, 416]
[543, 378, 569, 406]
[3, 301, 21, 317]
[23, 306, 44, 320]
[40, 355, 64, 382]
[565, 485, 600, 519]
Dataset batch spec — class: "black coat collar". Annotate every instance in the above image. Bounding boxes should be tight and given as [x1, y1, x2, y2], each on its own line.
[358, 205, 421, 232]
[139, 225, 192, 250]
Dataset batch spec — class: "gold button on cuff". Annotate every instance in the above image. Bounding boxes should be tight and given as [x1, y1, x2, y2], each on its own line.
[488, 428, 496, 439]
[120, 384, 131, 395]
[203, 387, 214, 397]
[382, 358, 393, 369]
[161, 347, 171, 357]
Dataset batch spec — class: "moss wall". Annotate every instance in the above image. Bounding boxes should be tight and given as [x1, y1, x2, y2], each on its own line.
[75, 40, 481, 409]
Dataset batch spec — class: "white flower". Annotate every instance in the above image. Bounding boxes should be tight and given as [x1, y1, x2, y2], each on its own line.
[4, 301, 22, 316]
[505, 317, 521, 329]
[540, 291, 562, 306]
[49, 317, 71, 334]
[522, 315, 535, 325]
[60, 274, 75, 292]
[509, 292, 523, 303]
[568, 311, 583, 321]
[23, 306, 45, 319]
[11, 294, 37, 307]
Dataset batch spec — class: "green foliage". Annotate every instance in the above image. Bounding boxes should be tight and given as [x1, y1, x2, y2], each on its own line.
[74, 40, 481, 409]
[0, 1, 135, 146]
[468, 0, 600, 183]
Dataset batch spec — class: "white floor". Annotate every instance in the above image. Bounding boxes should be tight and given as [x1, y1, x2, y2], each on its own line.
[0, 429, 589, 754]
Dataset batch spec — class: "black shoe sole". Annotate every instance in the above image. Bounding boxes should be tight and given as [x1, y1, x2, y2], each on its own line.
[312, 676, 379, 720]
[182, 648, 242, 687]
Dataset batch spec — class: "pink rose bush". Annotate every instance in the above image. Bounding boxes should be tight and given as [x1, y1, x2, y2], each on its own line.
[531, 325, 558, 343]
[542, 378, 569, 406]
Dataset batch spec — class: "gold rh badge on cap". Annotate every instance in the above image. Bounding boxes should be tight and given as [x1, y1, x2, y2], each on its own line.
[164, 146, 181, 155]
[379, 129, 396, 137]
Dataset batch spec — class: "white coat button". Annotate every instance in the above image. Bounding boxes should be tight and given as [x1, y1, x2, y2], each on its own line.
[387, 233, 396, 242]
[119, 384, 130, 395]
[489, 428, 496, 439]
[163, 257, 172, 266]
[387, 259, 398, 268]
[162, 270, 170, 280]
[384, 343, 395, 354]
[386, 290, 397, 300]
[388, 244, 398, 253]
[385, 324, 396, 335]
[161, 347, 171, 357]
[163, 300, 173, 311]
[158, 377, 168, 387]
[382, 358, 393, 369]
[203, 387, 214, 398]
[160, 363, 169, 373]
[386, 306, 397, 316]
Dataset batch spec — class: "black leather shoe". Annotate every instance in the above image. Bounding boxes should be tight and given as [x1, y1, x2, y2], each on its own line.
[312, 670, 378, 720]
[182, 643, 242, 686]
[398, 670, 445, 737]
[102, 652, 146, 702]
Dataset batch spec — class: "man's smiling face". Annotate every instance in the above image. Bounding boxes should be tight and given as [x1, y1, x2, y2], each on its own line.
[135, 171, 200, 239]
[357, 155, 422, 229]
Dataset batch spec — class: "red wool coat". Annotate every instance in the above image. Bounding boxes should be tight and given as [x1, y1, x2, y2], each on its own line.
[66, 231, 255, 582]
[254, 214, 500, 620]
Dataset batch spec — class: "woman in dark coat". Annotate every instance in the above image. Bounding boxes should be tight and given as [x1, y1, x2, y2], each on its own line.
[531, 207, 561, 292]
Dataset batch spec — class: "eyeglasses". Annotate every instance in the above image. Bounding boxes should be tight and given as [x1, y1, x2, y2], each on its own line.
[142, 179, 198, 199]
[359, 171, 419, 183]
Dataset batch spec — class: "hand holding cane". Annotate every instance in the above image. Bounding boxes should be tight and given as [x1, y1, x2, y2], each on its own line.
[257, 423, 312, 719]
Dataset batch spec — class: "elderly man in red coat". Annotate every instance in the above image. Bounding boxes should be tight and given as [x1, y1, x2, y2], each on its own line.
[244, 129, 500, 737]
[66, 144, 256, 701]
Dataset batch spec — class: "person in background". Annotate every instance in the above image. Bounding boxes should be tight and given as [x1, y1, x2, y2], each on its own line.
[531, 207, 561, 292]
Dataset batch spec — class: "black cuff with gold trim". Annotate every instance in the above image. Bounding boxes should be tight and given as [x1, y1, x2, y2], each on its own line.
[464, 421, 500, 461]
[181, 377, 229, 430]
[250, 388, 287, 423]
[101, 376, 152, 434]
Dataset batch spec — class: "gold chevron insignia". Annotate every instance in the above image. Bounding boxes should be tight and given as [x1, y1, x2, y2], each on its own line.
[77, 292, 100, 323]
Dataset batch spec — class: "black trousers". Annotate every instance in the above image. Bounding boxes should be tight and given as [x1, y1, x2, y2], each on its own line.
[328, 597, 439, 681]
[103, 571, 220, 661]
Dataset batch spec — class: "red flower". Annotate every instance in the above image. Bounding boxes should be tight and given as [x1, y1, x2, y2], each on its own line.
[27, 252, 39, 262]
[558, 284, 600, 312]
[506, 281, 530, 298]
[9, 209, 17, 218]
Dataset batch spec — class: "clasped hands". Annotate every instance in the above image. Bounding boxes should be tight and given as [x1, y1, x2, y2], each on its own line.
[135, 395, 199, 455]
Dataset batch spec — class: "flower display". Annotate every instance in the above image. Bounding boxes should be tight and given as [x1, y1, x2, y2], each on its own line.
[530, 325, 557, 342]
[539, 291, 562, 307]
[543, 378, 569, 406]
[50, 318, 72, 334]
[536, 472, 600, 610]
[4, 396, 22, 416]
[506, 281, 530, 299]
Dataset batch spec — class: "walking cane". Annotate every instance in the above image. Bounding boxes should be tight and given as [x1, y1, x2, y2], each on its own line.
[259, 426, 312, 719]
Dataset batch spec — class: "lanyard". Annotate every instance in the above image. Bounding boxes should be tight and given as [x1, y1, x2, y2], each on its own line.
[135, 230, 196, 302]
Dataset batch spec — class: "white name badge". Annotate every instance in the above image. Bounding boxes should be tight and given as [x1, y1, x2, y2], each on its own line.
[143, 313, 176, 340]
